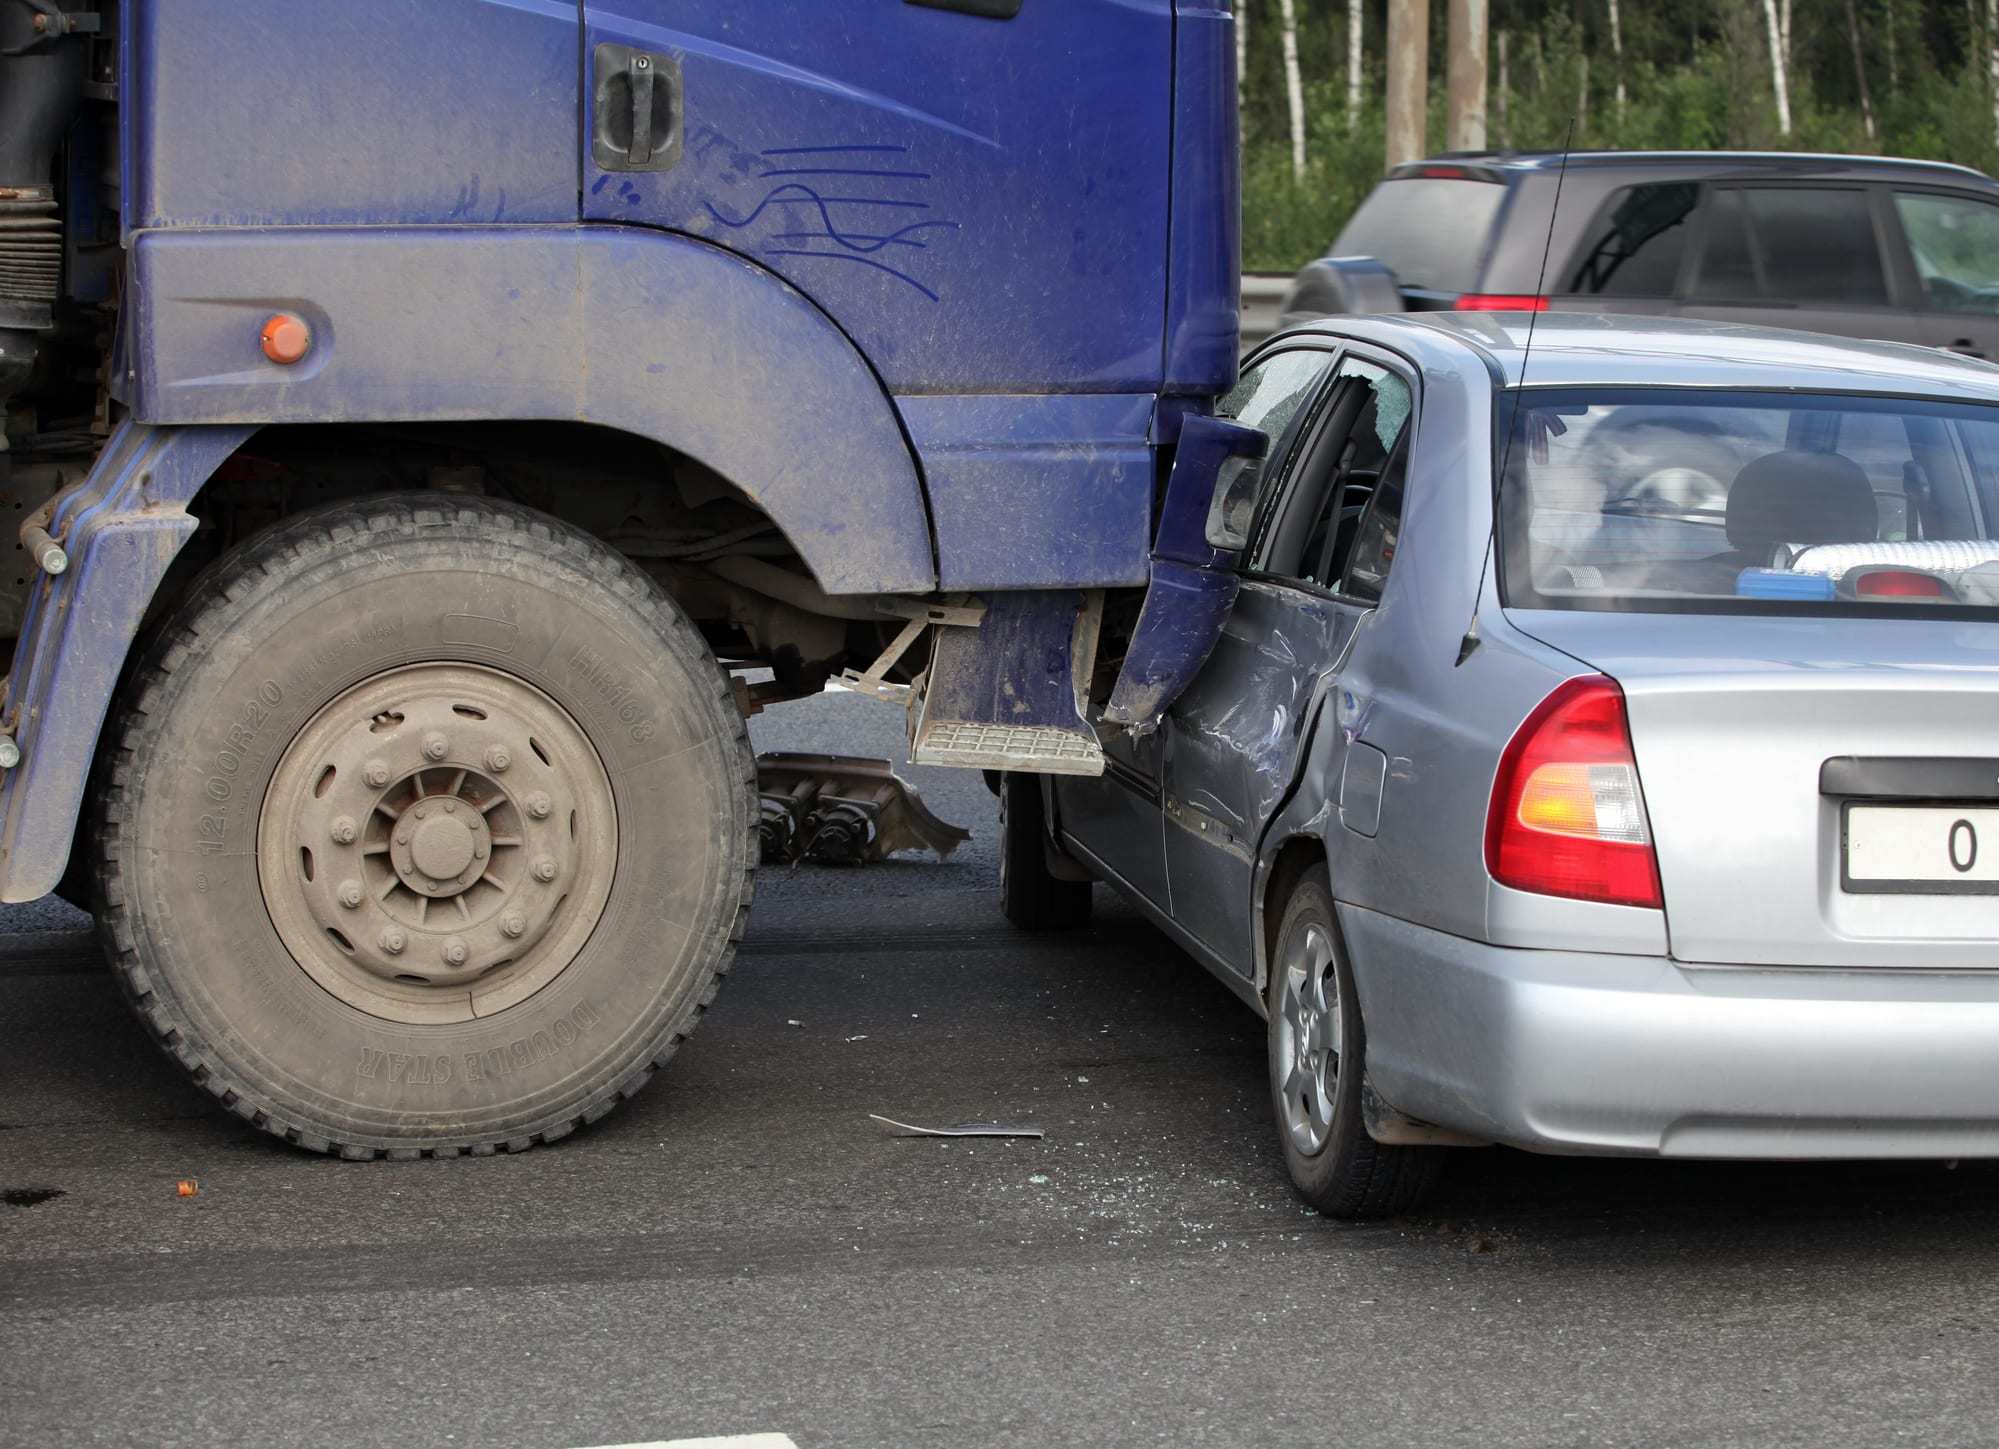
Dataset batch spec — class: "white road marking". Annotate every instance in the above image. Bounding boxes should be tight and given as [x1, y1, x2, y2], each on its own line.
[572, 1437, 799, 1449]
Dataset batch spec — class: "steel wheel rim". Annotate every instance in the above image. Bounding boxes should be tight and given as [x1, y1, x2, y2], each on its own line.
[1274, 920, 1340, 1156]
[257, 663, 618, 1025]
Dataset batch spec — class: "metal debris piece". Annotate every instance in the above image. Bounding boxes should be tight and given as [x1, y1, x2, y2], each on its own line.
[869, 1114, 1044, 1139]
[756, 753, 970, 867]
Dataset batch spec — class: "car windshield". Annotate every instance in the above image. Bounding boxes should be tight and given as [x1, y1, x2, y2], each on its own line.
[1498, 387, 1999, 615]
[1332, 177, 1508, 292]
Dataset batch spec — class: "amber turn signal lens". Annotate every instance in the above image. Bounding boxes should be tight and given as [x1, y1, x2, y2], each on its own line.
[260, 313, 310, 365]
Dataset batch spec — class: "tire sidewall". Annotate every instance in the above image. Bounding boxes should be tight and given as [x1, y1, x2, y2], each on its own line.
[109, 499, 750, 1147]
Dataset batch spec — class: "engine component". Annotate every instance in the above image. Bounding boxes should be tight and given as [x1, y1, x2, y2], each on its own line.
[756, 752, 970, 867]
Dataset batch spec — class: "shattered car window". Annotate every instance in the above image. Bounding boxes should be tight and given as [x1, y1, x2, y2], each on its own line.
[1499, 387, 1999, 614]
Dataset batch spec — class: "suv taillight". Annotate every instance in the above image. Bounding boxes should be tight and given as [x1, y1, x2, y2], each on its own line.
[1485, 676, 1663, 909]
[1454, 293, 1549, 312]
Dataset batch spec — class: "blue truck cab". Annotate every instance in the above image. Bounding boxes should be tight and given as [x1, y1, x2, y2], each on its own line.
[0, 0, 1238, 1155]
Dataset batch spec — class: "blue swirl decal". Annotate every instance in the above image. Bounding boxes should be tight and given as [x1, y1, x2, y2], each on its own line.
[701, 143, 959, 303]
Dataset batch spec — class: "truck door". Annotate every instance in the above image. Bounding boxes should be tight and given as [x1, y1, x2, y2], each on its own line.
[580, 0, 1175, 397]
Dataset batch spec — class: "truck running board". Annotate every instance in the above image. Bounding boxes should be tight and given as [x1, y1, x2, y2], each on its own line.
[910, 590, 1104, 776]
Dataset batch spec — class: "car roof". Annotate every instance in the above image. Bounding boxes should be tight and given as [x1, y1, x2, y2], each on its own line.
[1281, 312, 1999, 403]
[1394, 151, 1997, 188]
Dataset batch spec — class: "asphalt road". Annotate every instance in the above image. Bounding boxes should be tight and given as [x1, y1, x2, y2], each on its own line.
[8, 689, 1999, 1447]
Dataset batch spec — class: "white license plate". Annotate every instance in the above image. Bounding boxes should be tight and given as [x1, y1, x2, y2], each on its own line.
[1844, 805, 1999, 894]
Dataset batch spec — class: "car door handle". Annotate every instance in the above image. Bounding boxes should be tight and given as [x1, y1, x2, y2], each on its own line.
[592, 43, 684, 173]
[1944, 338, 1988, 359]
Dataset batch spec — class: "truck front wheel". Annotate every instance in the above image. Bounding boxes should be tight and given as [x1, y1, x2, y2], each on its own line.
[93, 495, 755, 1157]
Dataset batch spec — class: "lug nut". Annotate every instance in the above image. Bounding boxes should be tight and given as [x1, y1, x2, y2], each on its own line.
[442, 800, 457, 814]
[474, 844, 488, 859]
[330, 816, 357, 845]
[395, 829, 410, 845]
[363, 759, 391, 787]
[378, 927, 407, 956]
[500, 910, 527, 939]
[531, 857, 558, 883]
[442, 938, 469, 967]
[525, 791, 552, 819]
[484, 745, 512, 772]
[337, 880, 363, 909]
[423, 732, 450, 761]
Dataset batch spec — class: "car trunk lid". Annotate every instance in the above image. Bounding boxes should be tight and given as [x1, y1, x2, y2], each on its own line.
[1511, 609, 1999, 967]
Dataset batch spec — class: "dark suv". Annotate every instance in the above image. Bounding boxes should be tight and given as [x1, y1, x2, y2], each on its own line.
[1284, 152, 1999, 359]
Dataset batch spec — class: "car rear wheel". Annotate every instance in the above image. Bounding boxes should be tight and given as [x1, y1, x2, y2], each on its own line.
[93, 494, 756, 1158]
[1267, 869, 1438, 1218]
[998, 772, 1091, 930]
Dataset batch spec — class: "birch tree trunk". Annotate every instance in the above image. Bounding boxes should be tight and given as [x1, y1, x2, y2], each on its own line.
[1608, 0, 1627, 118]
[1990, 0, 1999, 148]
[1845, 0, 1877, 140]
[1278, 0, 1307, 179]
[1496, 28, 1510, 147]
[1577, 52, 1589, 136]
[1887, 0, 1900, 91]
[1237, 0, 1248, 97]
[1763, 0, 1793, 135]
[1780, 0, 1793, 69]
[1347, 0, 1364, 126]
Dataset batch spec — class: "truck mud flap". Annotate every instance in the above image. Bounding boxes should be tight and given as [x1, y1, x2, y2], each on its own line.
[0, 420, 256, 901]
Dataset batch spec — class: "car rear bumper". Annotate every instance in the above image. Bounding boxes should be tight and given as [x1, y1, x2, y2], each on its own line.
[1340, 901, 1999, 1159]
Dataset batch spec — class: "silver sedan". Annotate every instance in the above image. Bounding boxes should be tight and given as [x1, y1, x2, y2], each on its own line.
[1000, 312, 1999, 1217]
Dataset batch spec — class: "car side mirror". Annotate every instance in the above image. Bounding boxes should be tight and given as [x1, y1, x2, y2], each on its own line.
[1153, 415, 1270, 566]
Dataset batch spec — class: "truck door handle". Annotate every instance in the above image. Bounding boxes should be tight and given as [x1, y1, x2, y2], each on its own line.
[592, 43, 684, 173]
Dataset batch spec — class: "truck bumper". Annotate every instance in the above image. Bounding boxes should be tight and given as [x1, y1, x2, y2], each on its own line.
[1341, 901, 1999, 1160]
[0, 420, 253, 901]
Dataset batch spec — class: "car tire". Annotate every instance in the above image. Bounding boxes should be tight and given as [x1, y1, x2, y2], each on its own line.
[93, 494, 756, 1158]
[1267, 868, 1438, 1218]
[998, 772, 1091, 931]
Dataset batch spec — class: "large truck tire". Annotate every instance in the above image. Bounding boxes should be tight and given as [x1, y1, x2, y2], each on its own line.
[92, 494, 756, 1158]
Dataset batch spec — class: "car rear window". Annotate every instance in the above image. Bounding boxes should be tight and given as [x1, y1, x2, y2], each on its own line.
[1332, 177, 1507, 293]
[1499, 387, 1999, 616]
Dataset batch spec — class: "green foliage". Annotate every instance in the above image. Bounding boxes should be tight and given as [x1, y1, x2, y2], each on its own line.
[1239, 0, 1999, 271]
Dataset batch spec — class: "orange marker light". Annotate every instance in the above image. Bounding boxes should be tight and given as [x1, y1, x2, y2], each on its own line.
[260, 313, 310, 365]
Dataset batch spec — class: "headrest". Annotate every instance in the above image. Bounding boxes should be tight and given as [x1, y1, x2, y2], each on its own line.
[1725, 450, 1877, 556]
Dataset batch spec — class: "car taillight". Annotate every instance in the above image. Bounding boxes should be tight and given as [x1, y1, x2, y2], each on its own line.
[1485, 675, 1663, 909]
[1851, 568, 1947, 599]
[1454, 294, 1550, 312]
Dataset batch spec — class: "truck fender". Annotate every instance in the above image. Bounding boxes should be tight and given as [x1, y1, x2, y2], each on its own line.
[0, 420, 256, 901]
[126, 225, 936, 596]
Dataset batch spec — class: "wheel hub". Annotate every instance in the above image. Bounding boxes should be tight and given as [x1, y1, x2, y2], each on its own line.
[1275, 921, 1340, 1156]
[257, 663, 617, 1024]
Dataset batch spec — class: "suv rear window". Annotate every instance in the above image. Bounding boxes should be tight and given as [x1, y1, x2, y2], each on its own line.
[1499, 388, 1999, 616]
[1690, 187, 1889, 305]
[1565, 182, 1698, 297]
[1332, 177, 1506, 293]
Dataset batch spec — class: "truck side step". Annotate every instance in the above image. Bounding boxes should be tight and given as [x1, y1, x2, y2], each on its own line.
[911, 590, 1104, 776]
